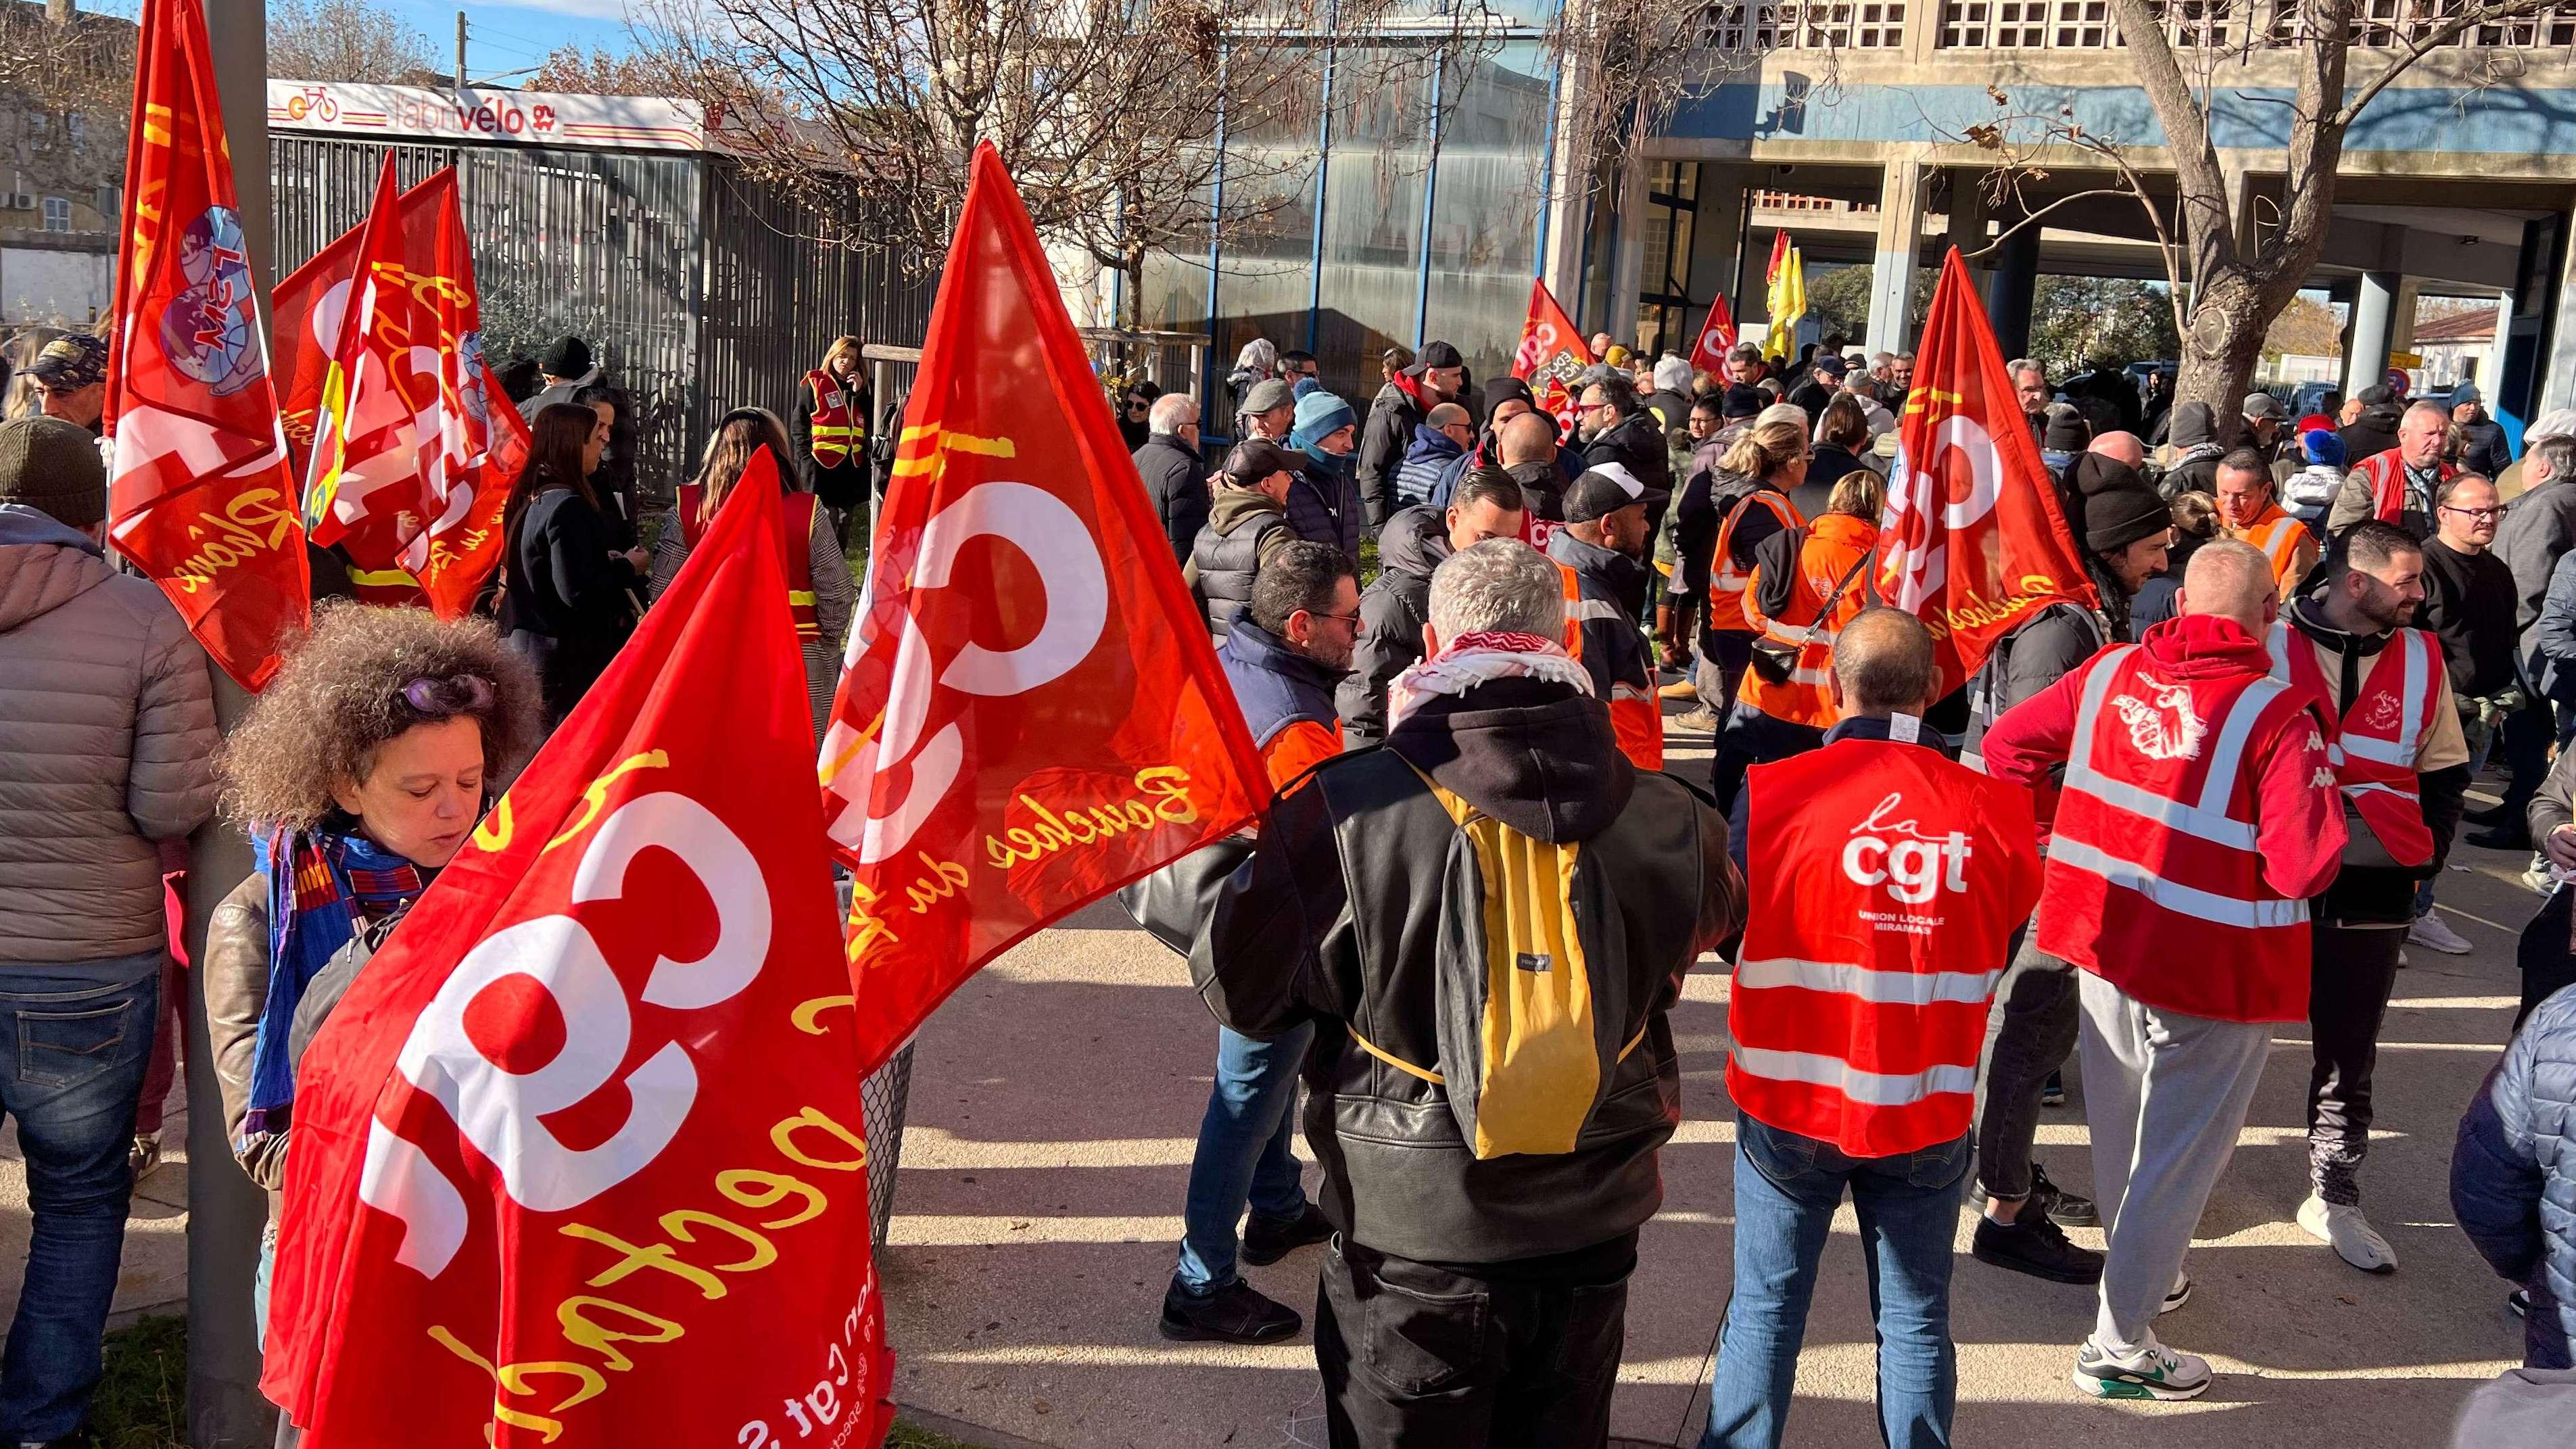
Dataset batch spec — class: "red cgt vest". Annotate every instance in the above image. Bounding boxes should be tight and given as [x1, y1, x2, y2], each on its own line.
[804, 370, 862, 469]
[1730, 736, 2043, 1157]
[2041, 642, 2318, 1022]
[2264, 619, 2441, 868]
[2350, 450, 2453, 529]
[679, 483, 820, 639]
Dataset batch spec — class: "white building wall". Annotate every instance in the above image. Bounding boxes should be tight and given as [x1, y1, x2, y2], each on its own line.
[0, 247, 112, 326]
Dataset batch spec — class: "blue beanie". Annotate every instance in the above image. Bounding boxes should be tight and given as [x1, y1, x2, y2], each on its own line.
[2301, 429, 2344, 467]
[1291, 390, 1356, 450]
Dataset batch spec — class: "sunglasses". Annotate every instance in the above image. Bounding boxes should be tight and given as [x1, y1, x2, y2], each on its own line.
[396, 674, 495, 717]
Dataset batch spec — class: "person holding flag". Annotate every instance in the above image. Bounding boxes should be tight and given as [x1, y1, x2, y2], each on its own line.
[1512, 279, 1595, 438]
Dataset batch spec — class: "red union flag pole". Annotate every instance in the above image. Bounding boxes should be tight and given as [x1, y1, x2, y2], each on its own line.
[1874, 247, 2095, 696]
[1510, 278, 1596, 435]
[264, 451, 896, 1449]
[106, 0, 309, 689]
[816, 142, 1270, 1074]
[276, 163, 526, 615]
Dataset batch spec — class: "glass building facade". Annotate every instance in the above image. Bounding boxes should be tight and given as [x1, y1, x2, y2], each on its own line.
[1137, 35, 1558, 418]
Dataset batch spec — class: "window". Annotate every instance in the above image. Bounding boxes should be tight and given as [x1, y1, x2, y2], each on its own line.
[42, 197, 69, 232]
[1636, 161, 1703, 358]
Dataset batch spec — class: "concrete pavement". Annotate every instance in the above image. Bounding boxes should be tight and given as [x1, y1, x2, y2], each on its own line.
[878, 728, 2543, 1449]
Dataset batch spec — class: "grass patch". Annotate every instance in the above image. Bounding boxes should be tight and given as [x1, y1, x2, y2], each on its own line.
[82, 1316, 992, 1449]
[89, 1314, 185, 1448]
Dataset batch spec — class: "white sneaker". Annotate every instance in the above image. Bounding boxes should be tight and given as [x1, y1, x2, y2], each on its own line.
[2406, 912, 2474, 955]
[2072, 1333, 2212, 1402]
[2299, 1193, 2398, 1273]
[2525, 861, 2559, 897]
[2160, 1270, 2191, 1314]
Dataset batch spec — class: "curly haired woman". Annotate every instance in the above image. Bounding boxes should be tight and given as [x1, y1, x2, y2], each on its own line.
[203, 604, 540, 1342]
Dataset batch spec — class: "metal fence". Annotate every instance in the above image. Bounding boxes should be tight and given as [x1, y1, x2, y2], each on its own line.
[268, 134, 935, 497]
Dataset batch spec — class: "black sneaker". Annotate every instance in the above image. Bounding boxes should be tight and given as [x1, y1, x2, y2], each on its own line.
[1239, 1204, 1333, 1267]
[1973, 1196, 2105, 1284]
[2464, 802, 2510, 829]
[2030, 1162, 2099, 1228]
[1160, 1279, 1302, 1344]
[2470, 824, 2535, 851]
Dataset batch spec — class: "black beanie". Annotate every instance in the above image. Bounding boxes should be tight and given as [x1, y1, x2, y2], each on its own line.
[2084, 483, 2171, 554]
[2043, 403, 2092, 453]
[2068, 451, 2148, 499]
[539, 335, 593, 378]
[1721, 383, 1765, 420]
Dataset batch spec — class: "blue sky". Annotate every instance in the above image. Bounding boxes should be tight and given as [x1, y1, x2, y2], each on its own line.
[379, 0, 640, 82]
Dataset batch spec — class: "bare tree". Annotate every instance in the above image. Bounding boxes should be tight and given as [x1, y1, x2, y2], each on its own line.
[531, 43, 690, 99]
[267, 0, 437, 85]
[632, 0, 1493, 330]
[1540, 0, 1782, 214]
[0, 0, 132, 204]
[1961, 0, 2565, 412]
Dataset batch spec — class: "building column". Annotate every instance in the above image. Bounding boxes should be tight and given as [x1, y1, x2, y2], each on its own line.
[1607, 149, 1650, 351]
[1986, 220, 2039, 359]
[2346, 269, 2400, 396]
[1537, 52, 1587, 311]
[1689, 165, 1748, 351]
[2537, 211, 2576, 414]
[1865, 151, 1927, 356]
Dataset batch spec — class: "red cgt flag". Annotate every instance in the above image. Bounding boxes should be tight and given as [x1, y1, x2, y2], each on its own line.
[1510, 278, 1595, 437]
[277, 161, 527, 616]
[263, 452, 894, 1449]
[816, 143, 1269, 1074]
[106, 0, 308, 689]
[1874, 247, 2095, 696]
[1686, 291, 1738, 377]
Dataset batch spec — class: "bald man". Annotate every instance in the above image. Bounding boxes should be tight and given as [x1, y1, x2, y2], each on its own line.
[1395, 402, 1478, 510]
[1497, 412, 1569, 521]
[2089, 431, 2147, 472]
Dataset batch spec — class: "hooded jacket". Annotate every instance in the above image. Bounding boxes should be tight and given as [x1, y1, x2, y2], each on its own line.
[1126, 675, 1744, 1264]
[1393, 421, 1468, 511]
[1131, 433, 1210, 564]
[2341, 399, 2404, 467]
[1187, 485, 1293, 639]
[1335, 504, 1448, 744]
[0, 504, 219, 964]
[2160, 401, 2227, 499]
[1358, 373, 1433, 527]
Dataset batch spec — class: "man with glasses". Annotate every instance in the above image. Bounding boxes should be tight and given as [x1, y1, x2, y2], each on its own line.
[1160, 540, 1363, 1345]
[1279, 350, 1320, 389]
[2274, 521, 2471, 1274]
[2216, 449, 2318, 601]
[2415, 475, 2519, 899]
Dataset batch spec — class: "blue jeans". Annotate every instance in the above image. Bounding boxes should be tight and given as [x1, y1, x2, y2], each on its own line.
[0, 961, 160, 1442]
[1699, 1116, 1971, 1449]
[1174, 1021, 1314, 1293]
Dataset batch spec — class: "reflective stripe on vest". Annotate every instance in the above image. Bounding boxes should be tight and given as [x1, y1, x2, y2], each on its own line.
[2053, 644, 2306, 927]
[2265, 619, 2437, 865]
[806, 371, 861, 468]
[1707, 490, 1804, 633]
[679, 482, 820, 638]
[1728, 1047, 1978, 1107]
[1736, 955, 1998, 1007]
[2239, 513, 2307, 590]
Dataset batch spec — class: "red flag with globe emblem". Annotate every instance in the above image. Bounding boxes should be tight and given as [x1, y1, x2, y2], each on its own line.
[261, 452, 895, 1449]
[815, 143, 1270, 1074]
[1511, 279, 1596, 435]
[105, 0, 308, 689]
[275, 161, 527, 616]
[1873, 247, 2095, 696]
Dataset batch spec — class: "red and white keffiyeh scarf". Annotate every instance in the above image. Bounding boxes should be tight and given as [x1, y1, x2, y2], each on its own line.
[1387, 629, 1595, 730]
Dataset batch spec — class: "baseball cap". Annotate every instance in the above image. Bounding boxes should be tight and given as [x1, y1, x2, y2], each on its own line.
[2242, 391, 2285, 420]
[24, 333, 106, 389]
[2527, 407, 2576, 442]
[1813, 353, 1849, 379]
[1222, 438, 1304, 486]
[1416, 341, 1463, 370]
[1563, 462, 1668, 523]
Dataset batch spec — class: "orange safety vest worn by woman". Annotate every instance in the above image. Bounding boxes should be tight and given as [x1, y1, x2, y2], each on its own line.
[1738, 513, 1878, 731]
[803, 369, 863, 469]
[678, 481, 820, 638]
[1707, 488, 1805, 634]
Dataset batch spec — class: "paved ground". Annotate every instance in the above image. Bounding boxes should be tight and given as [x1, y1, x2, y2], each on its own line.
[877, 720, 2544, 1449]
[0, 1059, 189, 1335]
[7, 724, 2542, 1448]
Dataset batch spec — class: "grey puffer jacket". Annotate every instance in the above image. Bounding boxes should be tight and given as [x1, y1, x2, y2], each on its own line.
[0, 505, 218, 964]
[2454, 981, 2576, 1361]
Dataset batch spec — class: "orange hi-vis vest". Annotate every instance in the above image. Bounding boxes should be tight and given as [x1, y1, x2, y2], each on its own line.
[805, 370, 861, 469]
[2043, 642, 2316, 1022]
[2229, 503, 2311, 596]
[2351, 450, 2453, 529]
[1730, 734, 2043, 1156]
[1557, 561, 1665, 770]
[679, 482, 819, 638]
[1707, 488, 1805, 634]
[2264, 618, 2441, 868]
[1738, 514, 1878, 731]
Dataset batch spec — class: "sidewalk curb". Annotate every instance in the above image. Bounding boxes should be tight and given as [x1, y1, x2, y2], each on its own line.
[899, 1404, 1064, 1449]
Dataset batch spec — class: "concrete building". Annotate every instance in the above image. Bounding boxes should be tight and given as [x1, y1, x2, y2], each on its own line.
[1138, 18, 2576, 444]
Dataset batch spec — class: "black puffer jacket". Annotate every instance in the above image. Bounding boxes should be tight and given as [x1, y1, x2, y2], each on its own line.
[1335, 504, 1448, 744]
[1583, 410, 1674, 508]
[1131, 434, 1209, 564]
[1127, 676, 1744, 1264]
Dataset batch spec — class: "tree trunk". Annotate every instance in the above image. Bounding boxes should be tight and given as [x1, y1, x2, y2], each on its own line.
[2174, 266, 2272, 421]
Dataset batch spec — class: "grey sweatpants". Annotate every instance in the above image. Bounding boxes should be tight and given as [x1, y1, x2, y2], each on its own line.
[2078, 970, 2273, 1352]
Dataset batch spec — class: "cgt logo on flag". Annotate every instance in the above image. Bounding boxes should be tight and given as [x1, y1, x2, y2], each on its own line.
[1512, 279, 1596, 436]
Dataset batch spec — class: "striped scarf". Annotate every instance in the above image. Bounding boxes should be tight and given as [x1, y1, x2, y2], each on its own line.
[243, 826, 429, 1139]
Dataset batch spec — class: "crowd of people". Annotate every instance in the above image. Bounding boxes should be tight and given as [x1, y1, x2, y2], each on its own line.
[3, 301, 2576, 1449]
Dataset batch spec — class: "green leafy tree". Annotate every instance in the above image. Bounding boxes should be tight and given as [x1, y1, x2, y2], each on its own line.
[2026, 276, 2180, 380]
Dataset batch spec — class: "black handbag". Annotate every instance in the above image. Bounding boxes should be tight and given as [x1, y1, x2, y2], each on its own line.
[1748, 548, 1873, 687]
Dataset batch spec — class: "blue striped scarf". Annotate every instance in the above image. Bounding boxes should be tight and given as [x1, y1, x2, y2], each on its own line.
[243, 826, 428, 1138]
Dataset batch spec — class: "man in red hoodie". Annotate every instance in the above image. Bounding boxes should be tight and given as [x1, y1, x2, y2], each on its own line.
[1982, 539, 2345, 1403]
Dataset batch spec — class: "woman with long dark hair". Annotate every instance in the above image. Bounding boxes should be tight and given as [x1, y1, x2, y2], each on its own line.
[497, 400, 645, 723]
[650, 407, 855, 740]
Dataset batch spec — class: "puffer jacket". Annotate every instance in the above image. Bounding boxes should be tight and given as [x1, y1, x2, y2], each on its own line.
[0, 504, 218, 964]
[1335, 504, 1448, 745]
[2454, 981, 2576, 1362]
[1126, 675, 1746, 1263]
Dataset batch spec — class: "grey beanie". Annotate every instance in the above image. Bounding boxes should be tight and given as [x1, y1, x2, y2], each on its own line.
[0, 415, 106, 529]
